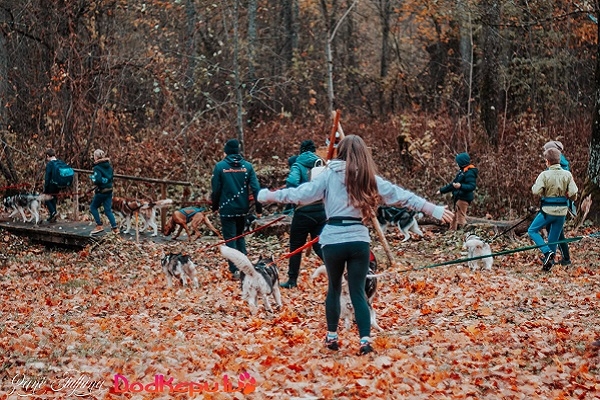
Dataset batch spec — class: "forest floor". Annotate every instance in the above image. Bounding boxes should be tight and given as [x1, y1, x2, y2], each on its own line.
[1, 219, 599, 399]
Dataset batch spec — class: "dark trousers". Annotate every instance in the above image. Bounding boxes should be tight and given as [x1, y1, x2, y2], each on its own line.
[287, 209, 326, 282]
[90, 191, 117, 228]
[44, 184, 58, 216]
[221, 216, 247, 273]
[322, 242, 371, 338]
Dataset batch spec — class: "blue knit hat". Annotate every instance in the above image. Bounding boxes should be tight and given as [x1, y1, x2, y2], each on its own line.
[455, 152, 471, 168]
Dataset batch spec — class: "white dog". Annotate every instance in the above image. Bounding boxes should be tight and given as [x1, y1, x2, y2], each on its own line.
[220, 246, 282, 315]
[311, 265, 383, 332]
[463, 234, 493, 271]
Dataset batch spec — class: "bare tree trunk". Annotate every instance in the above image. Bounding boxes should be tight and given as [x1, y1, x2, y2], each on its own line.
[376, 0, 391, 115]
[248, 0, 257, 81]
[233, 0, 244, 148]
[480, 0, 500, 146]
[583, 0, 600, 224]
[0, 10, 18, 184]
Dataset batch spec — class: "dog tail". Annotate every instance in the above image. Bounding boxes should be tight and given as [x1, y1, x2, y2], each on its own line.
[219, 246, 258, 278]
[145, 198, 173, 209]
[37, 194, 53, 202]
[310, 265, 327, 279]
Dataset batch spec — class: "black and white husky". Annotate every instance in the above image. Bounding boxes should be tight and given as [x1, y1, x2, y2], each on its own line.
[376, 206, 424, 242]
[311, 253, 383, 332]
[220, 246, 282, 315]
[161, 253, 199, 288]
[2, 193, 52, 224]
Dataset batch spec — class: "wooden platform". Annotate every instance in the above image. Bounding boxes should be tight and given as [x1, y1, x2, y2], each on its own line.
[0, 218, 175, 248]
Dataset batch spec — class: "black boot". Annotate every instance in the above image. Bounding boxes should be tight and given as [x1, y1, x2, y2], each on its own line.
[280, 280, 297, 289]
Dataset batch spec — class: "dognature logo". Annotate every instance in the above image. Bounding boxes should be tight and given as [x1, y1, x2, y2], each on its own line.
[111, 372, 256, 396]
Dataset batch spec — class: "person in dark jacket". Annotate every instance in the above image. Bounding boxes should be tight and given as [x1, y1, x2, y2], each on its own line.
[280, 140, 327, 289]
[437, 152, 478, 230]
[43, 148, 59, 222]
[211, 139, 262, 280]
[89, 149, 118, 235]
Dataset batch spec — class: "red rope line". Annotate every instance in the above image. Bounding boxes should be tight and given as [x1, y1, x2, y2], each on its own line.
[274, 235, 319, 264]
[198, 215, 287, 253]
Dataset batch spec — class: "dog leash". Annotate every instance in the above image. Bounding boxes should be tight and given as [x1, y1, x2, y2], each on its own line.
[394, 235, 592, 274]
[197, 215, 287, 253]
[273, 235, 320, 264]
[489, 208, 536, 242]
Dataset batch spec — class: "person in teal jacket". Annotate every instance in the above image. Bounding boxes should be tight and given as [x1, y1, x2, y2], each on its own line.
[89, 149, 118, 235]
[437, 152, 478, 230]
[280, 140, 326, 289]
[211, 139, 262, 280]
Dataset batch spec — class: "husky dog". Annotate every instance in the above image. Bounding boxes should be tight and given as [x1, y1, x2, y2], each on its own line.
[220, 246, 282, 315]
[376, 206, 424, 242]
[113, 197, 173, 236]
[2, 193, 52, 224]
[311, 253, 383, 331]
[161, 253, 199, 288]
[463, 233, 493, 271]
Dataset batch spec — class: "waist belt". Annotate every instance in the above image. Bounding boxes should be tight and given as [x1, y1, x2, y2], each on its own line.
[541, 196, 568, 207]
[326, 216, 363, 226]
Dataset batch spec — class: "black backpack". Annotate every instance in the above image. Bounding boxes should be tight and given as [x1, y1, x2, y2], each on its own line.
[50, 160, 75, 188]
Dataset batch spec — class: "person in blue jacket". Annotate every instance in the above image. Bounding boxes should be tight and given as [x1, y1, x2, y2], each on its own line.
[437, 152, 478, 230]
[211, 139, 262, 280]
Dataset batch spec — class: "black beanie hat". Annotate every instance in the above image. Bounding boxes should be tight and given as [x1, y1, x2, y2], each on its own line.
[299, 140, 316, 154]
[224, 139, 240, 155]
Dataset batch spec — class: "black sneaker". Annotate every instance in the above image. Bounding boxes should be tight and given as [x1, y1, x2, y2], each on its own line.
[358, 342, 374, 355]
[46, 212, 57, 223]
[559, 259, 571, 267]
[542, 251, 555, 271]
[280, 280, 297, 289]
[325, 337, 339, 351]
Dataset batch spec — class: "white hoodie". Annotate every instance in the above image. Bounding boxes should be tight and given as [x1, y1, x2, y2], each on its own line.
[262, 160, 443, 246]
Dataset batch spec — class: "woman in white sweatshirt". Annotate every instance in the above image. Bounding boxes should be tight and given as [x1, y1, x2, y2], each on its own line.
[258, 135, 453, 355]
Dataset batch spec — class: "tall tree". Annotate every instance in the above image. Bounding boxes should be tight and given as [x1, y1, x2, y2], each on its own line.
[585, 0, 600, 223]
[479, 0, 500, 146]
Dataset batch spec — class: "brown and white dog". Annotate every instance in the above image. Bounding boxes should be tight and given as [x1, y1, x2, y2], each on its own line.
[161, 253, 199, 288]
[112, 197, 173, 236]
[311, 253, 383, 331]
[220, 246, 282, 315]
[2, 193, 53, 224]
[163, 207, 221, 241]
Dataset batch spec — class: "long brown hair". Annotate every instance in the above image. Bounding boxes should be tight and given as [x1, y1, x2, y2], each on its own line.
[336, 135, 380, 222]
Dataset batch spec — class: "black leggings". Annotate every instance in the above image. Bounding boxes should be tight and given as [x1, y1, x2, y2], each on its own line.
[322, 241, 371, 338]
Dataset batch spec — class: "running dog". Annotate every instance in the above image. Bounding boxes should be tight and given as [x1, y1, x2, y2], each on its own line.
[2, 193, 52, 224]
[376, 206, 424, 242]
[220, 246, 282, 315]
[463, 233, 493, 271]
[311, 252, 383, 331]
[112, 197, 173, 236]
[163, 207, 221, 241]
[161, 253, 199, 288]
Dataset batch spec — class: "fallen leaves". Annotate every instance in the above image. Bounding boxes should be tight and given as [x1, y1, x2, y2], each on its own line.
[0, 228, 599, 399]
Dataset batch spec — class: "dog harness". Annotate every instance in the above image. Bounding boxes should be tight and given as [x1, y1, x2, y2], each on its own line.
[179, 207, 207, 223]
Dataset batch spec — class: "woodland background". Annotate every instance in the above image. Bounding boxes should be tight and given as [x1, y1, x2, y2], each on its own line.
[0, 0, 600, 221]
[1, 1, 600, 399]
